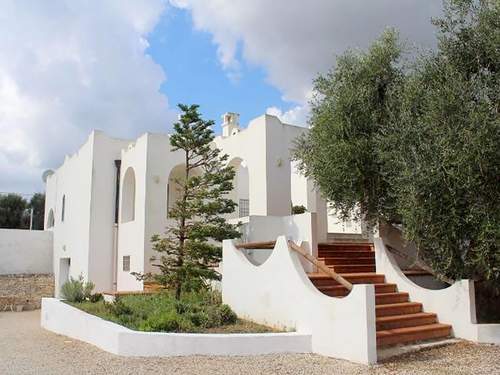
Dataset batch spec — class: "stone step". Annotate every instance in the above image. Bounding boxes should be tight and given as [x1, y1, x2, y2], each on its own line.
[376, 312, 438, 331]
[319, 256, 375, 265]
[376, 323, 452, 347]
[318, 243, 373, 252]
[317, 250, 375, 258]
[328, 264, 376, 273]
[317, 283, 397, 297]
[375, 292, 409, 305]
[376, 302, 423, 317]
[308, 272, 386, 287]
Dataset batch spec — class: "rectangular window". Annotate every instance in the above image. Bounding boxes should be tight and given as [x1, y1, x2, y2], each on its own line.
[123, 256, 130, 272]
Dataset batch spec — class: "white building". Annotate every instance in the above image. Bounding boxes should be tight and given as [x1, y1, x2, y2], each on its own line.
[44, 113, 335, 295]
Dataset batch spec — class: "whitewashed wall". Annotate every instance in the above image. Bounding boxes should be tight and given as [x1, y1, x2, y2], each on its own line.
[223, 236, 377, 364]
[41, 298, 311, 356]
[374, 238, 500, 345]
[0, 229, 53, 274]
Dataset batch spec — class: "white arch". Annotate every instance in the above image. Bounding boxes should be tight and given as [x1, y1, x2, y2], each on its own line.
[121, 167, 136, 223]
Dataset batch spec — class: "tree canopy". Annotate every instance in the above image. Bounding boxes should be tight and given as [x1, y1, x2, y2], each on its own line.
[293, 0, 499, 286]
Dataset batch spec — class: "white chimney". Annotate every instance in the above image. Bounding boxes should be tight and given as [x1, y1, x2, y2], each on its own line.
[221, 112, 240, 137]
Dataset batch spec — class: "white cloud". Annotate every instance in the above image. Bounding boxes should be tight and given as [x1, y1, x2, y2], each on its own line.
[0, 0, 175, 193]
[173, 0, 442, 123]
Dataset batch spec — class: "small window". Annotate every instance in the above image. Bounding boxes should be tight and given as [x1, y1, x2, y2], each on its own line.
[61, 195, 66, 222]
[123, 256, 130, 272]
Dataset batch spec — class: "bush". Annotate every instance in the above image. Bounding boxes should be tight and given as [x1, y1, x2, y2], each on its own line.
[60, 275, 95, 303]
[89, 293, 103, 303]
[291, 205, 307, 215]
[70, 289, 262, 333]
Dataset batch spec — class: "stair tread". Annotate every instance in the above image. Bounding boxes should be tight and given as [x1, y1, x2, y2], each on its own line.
[376, 312, 437, 322]
[376, 292, 409, 297]
[376, 302, 422, 309]
[376, 323, 451, 337]
[318, 283, 396, 290]
[308, 272, 384, 279]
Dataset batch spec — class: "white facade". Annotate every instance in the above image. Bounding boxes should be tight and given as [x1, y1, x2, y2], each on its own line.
[45, 114, 332, 294]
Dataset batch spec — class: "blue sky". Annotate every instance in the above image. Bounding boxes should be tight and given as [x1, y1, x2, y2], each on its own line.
[148, 7, 294, 132]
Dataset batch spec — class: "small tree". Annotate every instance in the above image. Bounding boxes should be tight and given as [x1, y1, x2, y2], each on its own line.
[152, 104, 240, 299]
[0, 193, 28, 229]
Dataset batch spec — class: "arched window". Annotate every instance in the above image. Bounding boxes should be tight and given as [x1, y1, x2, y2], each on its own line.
[121, 167, 136, 222]
[47, 209, 55, 228]
[61, 195, 66, 222]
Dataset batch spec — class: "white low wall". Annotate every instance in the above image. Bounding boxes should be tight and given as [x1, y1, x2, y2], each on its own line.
[41, 298, 311, 356]
[0, 229, 53, 274]
[222, 236, 377, 364]
[235, 213, 317, 271]
[374, 238, 500, 345]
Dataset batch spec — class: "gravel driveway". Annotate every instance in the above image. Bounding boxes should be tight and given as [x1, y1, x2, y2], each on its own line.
[1, 310, 499, 375]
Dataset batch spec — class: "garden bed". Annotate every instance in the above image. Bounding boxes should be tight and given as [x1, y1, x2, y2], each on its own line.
[41, 298, 311, 357]
[68, 290, 279, 334]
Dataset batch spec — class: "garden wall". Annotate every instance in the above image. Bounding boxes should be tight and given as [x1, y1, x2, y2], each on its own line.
[0, 273, 54, 311]
[41, 298, 311, 356]
[0, 229, 53, 274]
[0, 229, 54, 310]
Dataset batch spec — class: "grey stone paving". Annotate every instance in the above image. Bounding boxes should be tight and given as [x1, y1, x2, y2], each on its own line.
[0, 310, 499, 375]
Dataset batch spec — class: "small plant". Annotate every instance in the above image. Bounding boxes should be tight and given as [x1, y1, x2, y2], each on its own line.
[60, 275, 95, 302]
[291, 205, 307, 215]
[88, 293, 103, 303]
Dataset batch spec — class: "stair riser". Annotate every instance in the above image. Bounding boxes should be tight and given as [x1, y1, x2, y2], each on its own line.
[311, 275, 385, 287]
[317, 284, 397, 297]
[376, 316, 437, 331]
[376, 304, 422, 317]
[319, 245, 373, 252]
[318, 251, 374, 258]
[320, 257, 375, 265]
[330, 265, 376, 273]
[376, 294, 409, 305]
[377, 327, 451, 347]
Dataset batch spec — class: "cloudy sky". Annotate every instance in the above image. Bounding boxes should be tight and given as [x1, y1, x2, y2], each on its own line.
[0, 0, 442, 194]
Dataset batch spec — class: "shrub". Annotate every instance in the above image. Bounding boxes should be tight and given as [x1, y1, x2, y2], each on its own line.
[291, 205, 307, 215]
[60, 275, 95, 303]
[89, 293, 103, 303]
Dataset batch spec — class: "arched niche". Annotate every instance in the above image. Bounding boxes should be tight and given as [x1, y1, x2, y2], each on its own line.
[121, 167, 136, 223]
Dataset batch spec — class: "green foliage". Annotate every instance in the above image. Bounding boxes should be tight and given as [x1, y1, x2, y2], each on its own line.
[383, 0, 500, 285]
[293, 1, 499, 286]
[151, 104, 240, 299]
[291, 205, 307, 215]
[0, 193, 28, 229]
[293, 29, 403, 225]
[70, 290, 267, 333]
[60, 275, 95, 303]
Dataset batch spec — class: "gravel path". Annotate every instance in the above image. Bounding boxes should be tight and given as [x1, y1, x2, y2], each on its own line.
[1, 310, 499, 375]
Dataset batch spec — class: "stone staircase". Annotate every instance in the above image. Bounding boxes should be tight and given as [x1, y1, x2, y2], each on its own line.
[309, 242, 452, 347]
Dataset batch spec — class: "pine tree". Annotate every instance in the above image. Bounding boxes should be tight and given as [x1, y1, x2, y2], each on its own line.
[152, 104, 240, 299]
